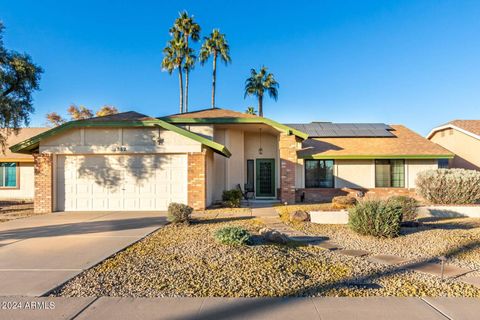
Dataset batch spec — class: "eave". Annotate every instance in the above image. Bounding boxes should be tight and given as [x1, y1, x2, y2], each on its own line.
[160, 117, 309, 140]
[9, 119, 231, 158]
[299, 154, 455, 160]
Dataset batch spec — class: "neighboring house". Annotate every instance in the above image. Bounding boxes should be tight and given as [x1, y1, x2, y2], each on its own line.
[427, 120, 480, 170]
[10, 108, 452, 213]
[0, 128, 49, 200]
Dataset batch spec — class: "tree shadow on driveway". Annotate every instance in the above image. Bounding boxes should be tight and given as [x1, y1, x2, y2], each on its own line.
[0, 215, 167, 241]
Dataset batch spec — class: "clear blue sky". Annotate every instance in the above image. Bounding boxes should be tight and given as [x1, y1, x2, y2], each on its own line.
[1, 0, 479, 135]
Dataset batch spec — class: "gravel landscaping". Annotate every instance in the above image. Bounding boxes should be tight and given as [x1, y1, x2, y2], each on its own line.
[279, 205, 480, 272]
[54, 209, 480, 298]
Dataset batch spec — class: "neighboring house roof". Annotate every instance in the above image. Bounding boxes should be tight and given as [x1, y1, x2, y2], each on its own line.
[161, 108, 309, 140]
[10, 112, 231, 157]
[427, 120, 480, 140]
[298, 125, 454, 159]
[1, 128, 49, 162]
[286, 122, 395, 137]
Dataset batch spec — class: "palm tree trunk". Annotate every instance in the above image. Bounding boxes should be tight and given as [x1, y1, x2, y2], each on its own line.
[185, 36, 189, 113]
[258, 94, 263, 117]
[185, 69, 189, 113]
[178, 66, 184, 113]
[212, 51, 217, 108]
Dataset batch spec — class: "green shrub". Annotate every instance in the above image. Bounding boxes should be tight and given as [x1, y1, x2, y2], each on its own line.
[167, 203, 193, 224]
[332, 196, 357, 209]
[388, 196, 418, 222]
[214, 226, 251, 245]
[348, 199, 403, 238]
[416, 169, 480, 204]
[222, 189, 243, 208]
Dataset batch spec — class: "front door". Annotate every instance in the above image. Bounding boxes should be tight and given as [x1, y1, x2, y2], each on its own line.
[256, 159, 275, 197]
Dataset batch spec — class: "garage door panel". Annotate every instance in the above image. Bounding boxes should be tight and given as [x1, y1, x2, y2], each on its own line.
[57, 154, 187, 211]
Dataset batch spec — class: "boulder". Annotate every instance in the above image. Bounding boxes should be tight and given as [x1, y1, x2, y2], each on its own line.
[289, 210, 310, 222]
[259, 228, 289, 244]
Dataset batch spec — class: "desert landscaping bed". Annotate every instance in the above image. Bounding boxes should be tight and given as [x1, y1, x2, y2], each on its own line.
[54, 209, 480, 298]
[0, 201, 38, 222]
[279, 205, 480, 273]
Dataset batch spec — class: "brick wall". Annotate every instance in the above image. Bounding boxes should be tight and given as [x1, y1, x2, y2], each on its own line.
[188, 151, 207, 210]
[279, 133, 299, 204]
[33, 153, 53, 213]
[296, 187, 420, 203]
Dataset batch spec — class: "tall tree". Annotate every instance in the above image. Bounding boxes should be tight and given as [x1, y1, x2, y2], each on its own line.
[199, 29, 231, 108]
[45, 112, 66, 127]
[244, 67, 279, 117]
[162, 36, 186, 113]
[183, 48, 196, 113]
[0, 22, 43, 152]
[245, 106, 257, 115]
[45, 105, 119, 127]
[96, 105, 118, 117]
[67, 104, 93, 120]
[171, 11, 200, 113]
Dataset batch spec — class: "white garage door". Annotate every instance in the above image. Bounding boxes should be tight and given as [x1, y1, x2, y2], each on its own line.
[56, 154, 187, 211]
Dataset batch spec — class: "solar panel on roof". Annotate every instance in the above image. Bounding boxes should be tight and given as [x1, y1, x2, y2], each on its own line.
[285, 122, 394, 137]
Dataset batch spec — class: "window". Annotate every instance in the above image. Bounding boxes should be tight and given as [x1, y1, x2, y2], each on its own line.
[305, 160, 334, 188]
[0, 162, 18, 188]
[438, 159, 449, 169]
[375, 160, 404, 187]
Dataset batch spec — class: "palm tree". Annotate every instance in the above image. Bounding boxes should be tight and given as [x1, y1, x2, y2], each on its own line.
[245, 106, 257, 115]
[183, 47, 196, 113]
[171, 11, 200, 112]
[162, 36, 186, 113]
[244, 67, 278, 117]
[200, 29, 231, 108]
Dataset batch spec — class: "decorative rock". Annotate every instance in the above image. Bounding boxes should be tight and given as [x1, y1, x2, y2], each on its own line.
[259, 228, 289, 244]
[289, 210, 310, 222]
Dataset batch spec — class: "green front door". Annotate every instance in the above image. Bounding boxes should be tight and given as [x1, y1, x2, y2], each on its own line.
[256, 159, 275, 197]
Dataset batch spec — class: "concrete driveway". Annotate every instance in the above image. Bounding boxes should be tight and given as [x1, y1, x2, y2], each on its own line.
[0, 211, 166, 296]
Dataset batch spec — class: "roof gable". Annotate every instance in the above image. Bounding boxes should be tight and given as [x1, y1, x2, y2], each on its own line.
[10, 112, 231, 157]
[427, 120, 480, 140]
[164, 108, 259, 119]
[161, 108, 309, 140]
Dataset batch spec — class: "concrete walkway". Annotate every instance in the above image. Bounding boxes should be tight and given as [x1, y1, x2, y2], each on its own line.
[0, 211, 166, 296]
[0, 297, 478, 320]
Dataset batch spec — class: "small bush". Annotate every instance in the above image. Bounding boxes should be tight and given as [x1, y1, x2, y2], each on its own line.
[222, 189, 243, 208]
[348, 199, 403, 238]
[167, 203, 193, 224]
[416, 169, 480, 204]
[332, 196, 357, 209]
[388, 196, 418, 222]
[214, 226, 251, 245]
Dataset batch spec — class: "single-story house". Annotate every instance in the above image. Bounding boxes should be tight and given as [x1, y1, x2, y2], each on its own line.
[427, 120, 480, 170]
[10, 108, 453, 213]
[0, 128, 49, 200]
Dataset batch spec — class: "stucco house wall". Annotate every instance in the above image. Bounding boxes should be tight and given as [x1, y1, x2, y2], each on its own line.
[40, 127, 202, 154]
[429, 128, 480, 170]
[335, 160, 375, 188]
[209, 128, 280, 203]
[295, 158, 437, 190]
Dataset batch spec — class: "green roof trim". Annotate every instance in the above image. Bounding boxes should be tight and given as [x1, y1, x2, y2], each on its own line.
[160, 117, 309, 140]
[9, 119, 231, 157]
[299, 154, 454, 160]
